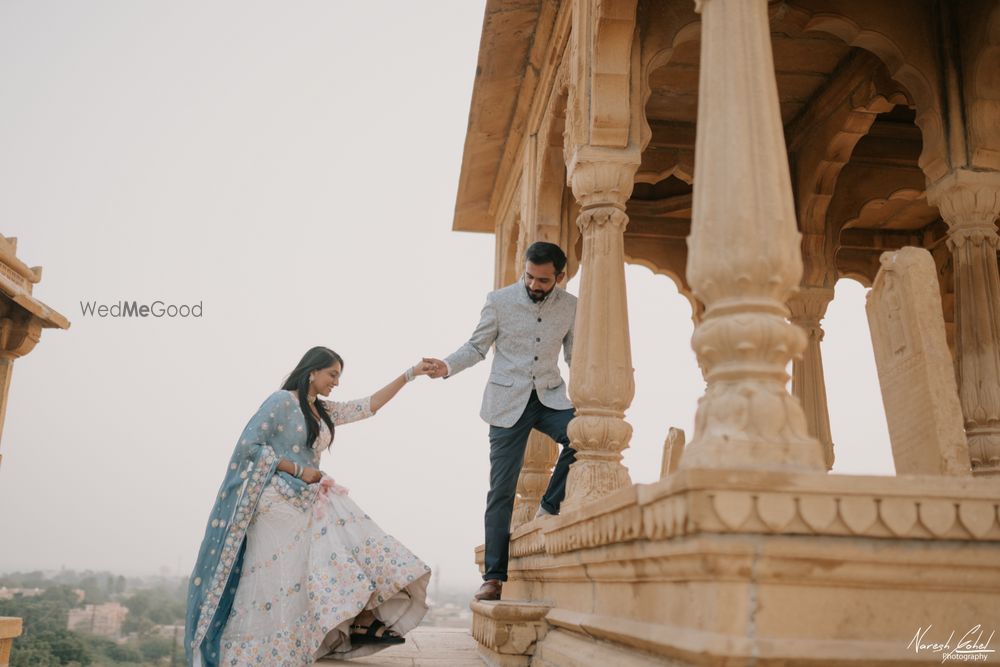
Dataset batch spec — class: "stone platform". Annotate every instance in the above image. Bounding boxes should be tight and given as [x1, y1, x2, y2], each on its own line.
[350, 626, 483, 667]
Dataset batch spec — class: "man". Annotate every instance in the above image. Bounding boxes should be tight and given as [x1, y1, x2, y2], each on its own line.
[424, 241, 577, 602]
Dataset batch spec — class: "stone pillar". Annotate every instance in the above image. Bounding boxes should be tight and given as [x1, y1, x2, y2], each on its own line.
[927, 169, 1000, 475]
[511, 431, 558, 529]
[563, 154, 639, 510]
[788, 287, 836, 470]
[679, 0, 826, 472]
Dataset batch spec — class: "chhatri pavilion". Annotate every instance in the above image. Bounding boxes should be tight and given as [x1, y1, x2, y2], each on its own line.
[456, 1, 1000, 665]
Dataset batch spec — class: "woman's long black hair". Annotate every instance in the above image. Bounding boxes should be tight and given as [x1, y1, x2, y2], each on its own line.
[280, 346, 341, 449]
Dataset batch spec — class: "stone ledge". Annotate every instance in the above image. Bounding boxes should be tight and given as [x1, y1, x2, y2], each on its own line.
[471, 600, 551, 667]
[520, 469, 1000, 560]
[536, 615, 948, 667]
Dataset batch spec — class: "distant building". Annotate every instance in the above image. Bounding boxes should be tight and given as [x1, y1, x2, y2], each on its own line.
[0, 587, 43, 600]
[67, 601, 129, 639]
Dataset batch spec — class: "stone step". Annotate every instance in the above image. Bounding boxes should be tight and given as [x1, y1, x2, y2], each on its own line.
[349, 626, 483, 667]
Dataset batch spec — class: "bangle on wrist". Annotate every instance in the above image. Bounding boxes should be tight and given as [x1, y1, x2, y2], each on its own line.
[404, 366, 415, 382]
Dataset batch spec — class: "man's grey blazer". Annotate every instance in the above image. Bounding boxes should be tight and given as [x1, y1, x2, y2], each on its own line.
[444, 282, 576, 428]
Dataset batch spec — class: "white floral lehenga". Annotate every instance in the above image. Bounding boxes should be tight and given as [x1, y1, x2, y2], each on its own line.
[216, 396, 431, 665]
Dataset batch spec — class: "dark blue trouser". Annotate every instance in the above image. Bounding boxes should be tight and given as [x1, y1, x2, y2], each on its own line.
[483, 390, 576, 582]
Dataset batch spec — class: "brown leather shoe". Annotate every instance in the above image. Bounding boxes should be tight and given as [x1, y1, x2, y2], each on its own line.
[473, 579, 502, 601]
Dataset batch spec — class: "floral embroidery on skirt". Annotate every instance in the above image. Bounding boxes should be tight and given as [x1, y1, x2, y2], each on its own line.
[217, 477, 430, 666]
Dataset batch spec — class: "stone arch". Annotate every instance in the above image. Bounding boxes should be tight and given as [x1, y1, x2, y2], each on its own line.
[833, 185, 931, 287]
[636, 17, 700, 185]
[969, 3, 1000, 169]
[837, 273, 873, 289]
[536, 84, 570, 244]
[795, 59, 911, 236]
[787, 7, 948, 182]
[793, 56, 912, 288]
[840, 188, 926, 232]
[623, 253, 701, 323]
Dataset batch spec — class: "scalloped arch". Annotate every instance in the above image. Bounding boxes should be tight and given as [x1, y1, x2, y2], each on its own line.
[841, 188, 925, 231]
[969, 4, 1000, 169]
[798, 11, 947, 182]
[623, 253, 702, 323]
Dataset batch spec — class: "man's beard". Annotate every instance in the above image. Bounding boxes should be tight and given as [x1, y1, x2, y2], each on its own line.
[525, 283, 553, 302]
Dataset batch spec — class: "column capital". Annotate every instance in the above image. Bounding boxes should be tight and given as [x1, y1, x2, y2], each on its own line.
[566, 146, 640, 210]
[927, 169, 1000, 232]
[788, 287, 835, 337]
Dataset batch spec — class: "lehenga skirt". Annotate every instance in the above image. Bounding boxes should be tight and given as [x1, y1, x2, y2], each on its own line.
[217, 477, 431, 665]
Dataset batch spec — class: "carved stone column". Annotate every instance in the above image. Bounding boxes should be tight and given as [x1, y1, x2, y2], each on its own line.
[927, 169, 1000, 476]
[511, 431, 558, 529]
[679, 0, 826, 472]
[788, 287, 836, 470]
[563, 154, 639, 510]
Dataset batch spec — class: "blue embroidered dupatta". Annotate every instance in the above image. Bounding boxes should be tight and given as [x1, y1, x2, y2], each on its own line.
[183, 389, 371, 667]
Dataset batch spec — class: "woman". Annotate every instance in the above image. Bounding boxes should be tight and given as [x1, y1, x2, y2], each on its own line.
[184, 347, 433, 666]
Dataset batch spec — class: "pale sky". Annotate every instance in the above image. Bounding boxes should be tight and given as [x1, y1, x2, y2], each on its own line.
[0, 0, 893, 592]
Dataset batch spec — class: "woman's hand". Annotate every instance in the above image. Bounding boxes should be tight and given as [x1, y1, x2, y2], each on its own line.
[300, 467, 324, 484]
[409, 359, 435, 378]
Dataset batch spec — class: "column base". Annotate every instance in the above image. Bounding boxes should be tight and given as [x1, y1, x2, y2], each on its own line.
[968, 427, 1000, 475]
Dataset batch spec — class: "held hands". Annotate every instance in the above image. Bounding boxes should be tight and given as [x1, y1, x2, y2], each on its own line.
[422, 357, 448, 379]
[406, 359, 436, 380]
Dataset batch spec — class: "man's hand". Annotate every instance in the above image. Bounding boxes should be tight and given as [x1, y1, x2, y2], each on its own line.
[422, 357, 448, 379]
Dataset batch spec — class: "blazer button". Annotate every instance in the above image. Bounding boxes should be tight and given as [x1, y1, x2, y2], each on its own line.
[534, 356, 538, 360]
[537, 318, 542, 322]
[536, 337, 540, 342]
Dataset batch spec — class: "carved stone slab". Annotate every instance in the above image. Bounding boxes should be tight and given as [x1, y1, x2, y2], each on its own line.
[866, 247, 971, 475]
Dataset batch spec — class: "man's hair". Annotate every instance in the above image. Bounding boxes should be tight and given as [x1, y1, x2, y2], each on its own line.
[525, 241, 567, 273]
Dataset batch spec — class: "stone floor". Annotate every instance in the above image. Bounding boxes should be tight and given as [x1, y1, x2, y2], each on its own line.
[346, 627, 483, 667]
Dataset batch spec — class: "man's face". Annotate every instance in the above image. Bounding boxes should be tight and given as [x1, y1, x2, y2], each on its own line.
[523, 260, 563, 301]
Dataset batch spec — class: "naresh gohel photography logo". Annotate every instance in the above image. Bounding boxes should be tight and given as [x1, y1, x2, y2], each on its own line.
[79, 300, 204, 318]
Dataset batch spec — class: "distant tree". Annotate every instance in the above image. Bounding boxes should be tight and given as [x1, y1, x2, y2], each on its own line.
[77, 576, 109, 605]
[0, 585, 80, 637]
[123, 587, 185, 633]
[138, 635, 173, 661]
[104, 641, 144, 662]
[36, 629, 93, 665]
[115, 575, 128, 595]
[0, 570, 47, 589]
[8, 636, 59, 667]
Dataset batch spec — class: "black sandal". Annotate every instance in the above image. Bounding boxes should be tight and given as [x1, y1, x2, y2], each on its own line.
[349, 618, 404, 645]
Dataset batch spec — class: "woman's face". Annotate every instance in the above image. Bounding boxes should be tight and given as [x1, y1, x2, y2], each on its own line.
[310, 361, 342, 397]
